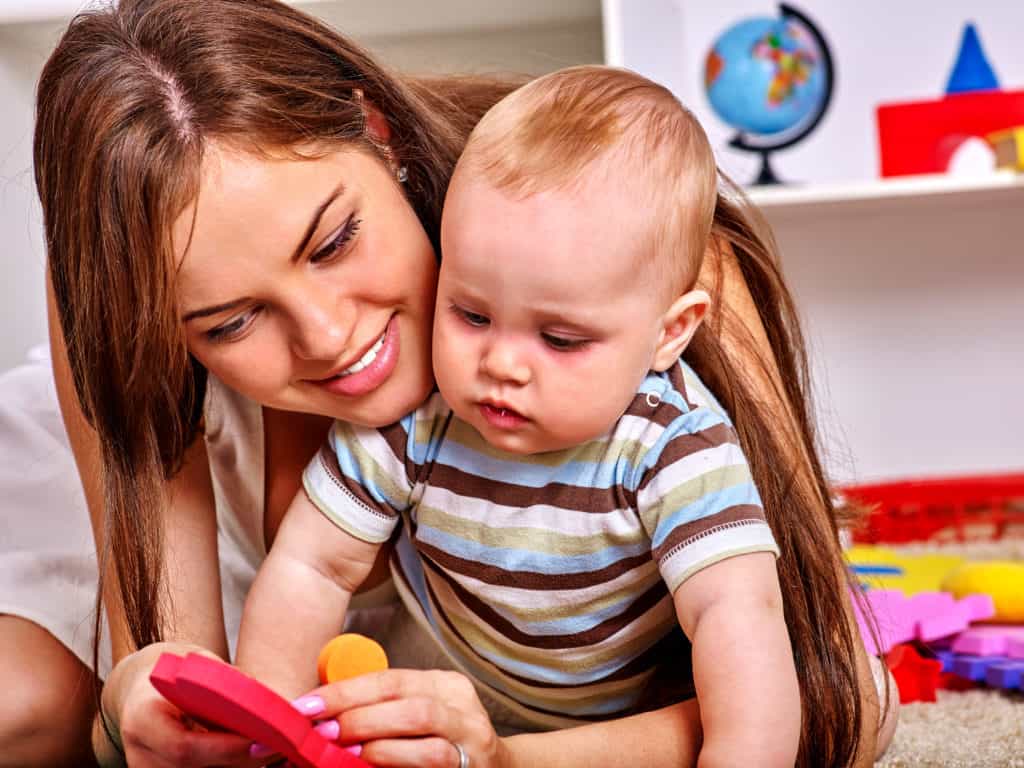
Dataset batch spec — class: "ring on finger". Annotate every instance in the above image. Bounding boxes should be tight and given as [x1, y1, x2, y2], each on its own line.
[451, 740, 469, 768]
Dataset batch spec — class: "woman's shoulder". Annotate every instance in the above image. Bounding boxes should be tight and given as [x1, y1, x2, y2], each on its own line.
[202, 371, 261, 442]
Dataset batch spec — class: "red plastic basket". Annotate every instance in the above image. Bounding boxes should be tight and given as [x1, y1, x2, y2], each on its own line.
[841, 472, 1024, 544]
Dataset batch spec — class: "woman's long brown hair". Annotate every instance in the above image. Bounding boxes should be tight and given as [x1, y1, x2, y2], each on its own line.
[35, 1, 864, 764]
[689, 177, 867, 767]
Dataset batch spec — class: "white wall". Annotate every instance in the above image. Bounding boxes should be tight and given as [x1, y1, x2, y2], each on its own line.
[764, 194, 1024, 484]
[604, 0, 1024, 186]
[0, 22, 61, 372]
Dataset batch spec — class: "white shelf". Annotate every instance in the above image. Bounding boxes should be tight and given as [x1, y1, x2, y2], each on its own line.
[746, 171, 1024, 220]
[0, 0, 601, 35]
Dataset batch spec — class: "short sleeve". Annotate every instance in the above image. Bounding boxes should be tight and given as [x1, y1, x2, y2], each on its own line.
[635, 407, 779, 594]
[302, 416, 415, 544]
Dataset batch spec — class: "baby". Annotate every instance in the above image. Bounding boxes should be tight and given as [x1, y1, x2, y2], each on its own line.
[239, 66, 799, 764]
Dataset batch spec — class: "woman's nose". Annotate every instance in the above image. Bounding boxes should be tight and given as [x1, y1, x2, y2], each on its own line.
[291, 294, 352, 362]
[479, 337, 531, 385]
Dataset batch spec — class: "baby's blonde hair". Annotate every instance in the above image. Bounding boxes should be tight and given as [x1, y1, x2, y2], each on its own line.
[459, 65, 717, 297]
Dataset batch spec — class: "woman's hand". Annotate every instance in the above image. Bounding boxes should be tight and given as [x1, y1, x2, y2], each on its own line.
[296, 668, 513, 768]
[98, 642, 270, 767]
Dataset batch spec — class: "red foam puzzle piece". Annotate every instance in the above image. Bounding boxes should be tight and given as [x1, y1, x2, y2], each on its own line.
[886, 643, 943, 704]
[151, 653, 371, 768]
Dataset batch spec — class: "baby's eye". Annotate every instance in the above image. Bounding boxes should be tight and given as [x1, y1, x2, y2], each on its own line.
[542, 333, 588, 352]
[452, 304, 490, 328]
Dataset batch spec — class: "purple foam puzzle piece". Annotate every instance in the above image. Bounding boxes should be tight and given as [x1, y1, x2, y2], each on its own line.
[933, 649, 956, 672]
[985, 661, 1024, 691]
[951, 654, 1009, 681]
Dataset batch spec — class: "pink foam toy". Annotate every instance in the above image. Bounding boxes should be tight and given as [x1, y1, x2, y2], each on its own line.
[151, 653, 371, 768]
[1009, 638, 1024, 660]
[853, 590, 996, 655]
[953, 625, 1024, 657]
[958, 594, 997, 621]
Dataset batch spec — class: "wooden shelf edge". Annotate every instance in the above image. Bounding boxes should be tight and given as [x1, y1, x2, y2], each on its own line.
[746, 171, 1024, 217]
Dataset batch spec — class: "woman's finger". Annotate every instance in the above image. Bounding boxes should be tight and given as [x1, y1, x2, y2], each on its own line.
[122, 703, 269, 767]
[361, 736, 464, 768]
[335, 696, 462, 743]
[303, 668, 480, 718]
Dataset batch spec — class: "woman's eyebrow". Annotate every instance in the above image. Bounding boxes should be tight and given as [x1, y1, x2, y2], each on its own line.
[181, 181, 347, 322]
[182, 298, 247, 323]
[290, 180, 346, 263]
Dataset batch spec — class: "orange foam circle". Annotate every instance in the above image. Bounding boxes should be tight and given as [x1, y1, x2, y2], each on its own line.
[317, 633, 389, 685]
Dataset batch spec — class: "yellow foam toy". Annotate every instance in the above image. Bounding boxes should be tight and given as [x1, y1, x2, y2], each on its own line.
[317, 633, 389, 685]
[845, 545, 964, 595]
[942, 561, 1024, 622]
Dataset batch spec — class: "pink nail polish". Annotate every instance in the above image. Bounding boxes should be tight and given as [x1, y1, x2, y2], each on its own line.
[314, 719, 341, 741]
[249, 741, 274, 759]
[291, 694, 326, 716]
[345, 744, 363, 757]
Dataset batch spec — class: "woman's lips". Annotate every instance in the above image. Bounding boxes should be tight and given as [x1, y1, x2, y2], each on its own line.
[479, 403, 528, 429]
[313, 315, 399, 397]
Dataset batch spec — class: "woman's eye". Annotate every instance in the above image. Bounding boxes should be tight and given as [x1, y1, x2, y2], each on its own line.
[451, 304, 489, 328]
[542, 333, 588, 352]
[205, 308, 260, 343]
[310, 215, 362, 264]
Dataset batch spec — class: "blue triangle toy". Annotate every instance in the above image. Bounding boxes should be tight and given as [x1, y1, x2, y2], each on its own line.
[945, 23, 1000, 95]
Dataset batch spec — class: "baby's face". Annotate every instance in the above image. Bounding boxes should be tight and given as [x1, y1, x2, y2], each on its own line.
[435, 173, 668, 455]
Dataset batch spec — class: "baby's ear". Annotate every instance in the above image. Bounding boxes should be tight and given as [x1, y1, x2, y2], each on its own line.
[651, 289, 710, 372]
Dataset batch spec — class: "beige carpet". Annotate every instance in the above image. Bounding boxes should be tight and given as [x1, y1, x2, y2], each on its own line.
[876, 689, 1024, 767]
[871, 539, 1024, 767]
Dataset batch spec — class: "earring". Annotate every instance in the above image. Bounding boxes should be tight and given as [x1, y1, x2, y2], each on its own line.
[396, 165, 408, 183]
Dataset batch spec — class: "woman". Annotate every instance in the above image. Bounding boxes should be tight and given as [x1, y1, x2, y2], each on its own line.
[6, 0, 893, 766]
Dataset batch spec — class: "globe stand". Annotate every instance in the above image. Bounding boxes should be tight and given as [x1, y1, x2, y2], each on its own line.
[753, 150, 782, 186]
[719, 3, 835, 187]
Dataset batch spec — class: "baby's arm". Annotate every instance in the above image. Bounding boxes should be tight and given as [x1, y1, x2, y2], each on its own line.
[236, 487, 381, 697]
[674, 551, 800, 768]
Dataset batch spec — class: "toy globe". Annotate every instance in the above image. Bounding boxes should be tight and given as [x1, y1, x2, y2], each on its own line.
[703, 3, 834, 185]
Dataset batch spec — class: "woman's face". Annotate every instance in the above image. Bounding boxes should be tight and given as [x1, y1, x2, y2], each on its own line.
[175, 142, 437, 427]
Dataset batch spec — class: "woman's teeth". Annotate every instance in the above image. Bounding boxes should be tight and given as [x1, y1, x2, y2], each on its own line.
[340, 331, 386, 376]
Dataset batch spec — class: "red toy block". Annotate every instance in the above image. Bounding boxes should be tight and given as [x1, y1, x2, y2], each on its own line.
[151, 653, 371, 768]
[886, 644, 943, 703]
[877, 89, 1024, 177]
[938, 671, 977, 691]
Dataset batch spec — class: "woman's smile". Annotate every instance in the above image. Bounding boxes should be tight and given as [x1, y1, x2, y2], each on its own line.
[308, 313, 400, 397]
